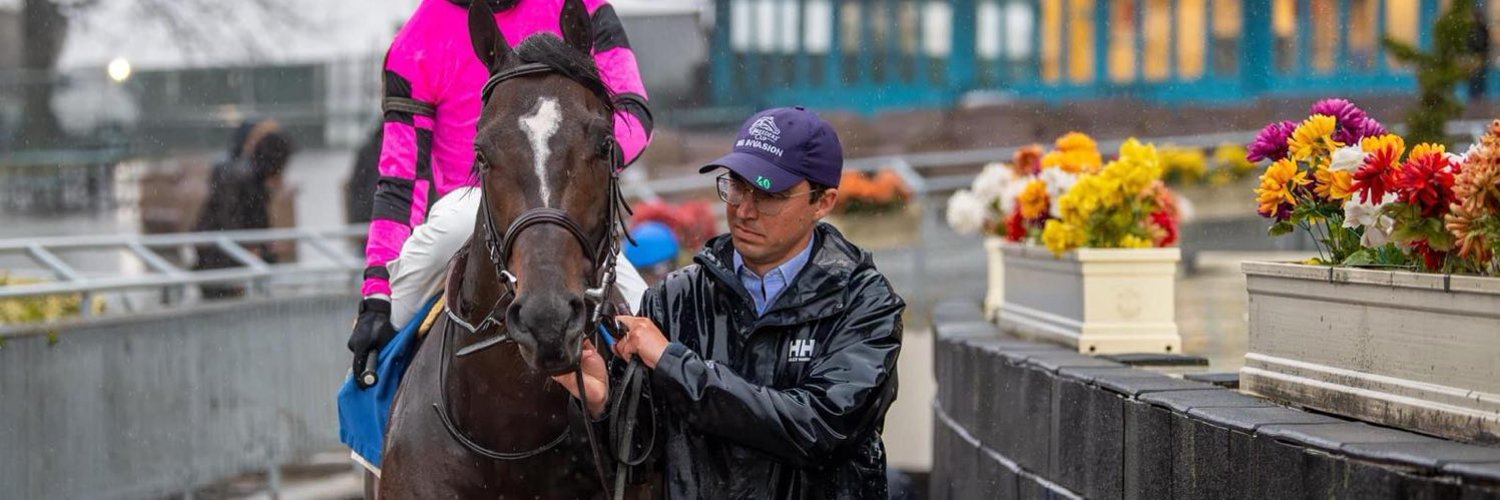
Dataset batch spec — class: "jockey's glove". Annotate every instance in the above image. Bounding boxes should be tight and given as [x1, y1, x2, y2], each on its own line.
[348, 297, 398, 388]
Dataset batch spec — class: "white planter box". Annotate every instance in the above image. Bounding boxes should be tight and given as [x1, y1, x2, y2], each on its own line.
[1240, 262, 1500, 444]
[997, 243, 1182, 354]
[983, 237, 1005, 321]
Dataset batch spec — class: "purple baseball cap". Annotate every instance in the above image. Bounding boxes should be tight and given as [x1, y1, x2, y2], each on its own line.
[698, 106, 844, 194]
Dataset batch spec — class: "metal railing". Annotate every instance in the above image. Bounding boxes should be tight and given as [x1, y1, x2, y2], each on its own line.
[0, 226, 366, 319]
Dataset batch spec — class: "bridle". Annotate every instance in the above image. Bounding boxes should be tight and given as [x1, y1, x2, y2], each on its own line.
[430, 61, 652, 498]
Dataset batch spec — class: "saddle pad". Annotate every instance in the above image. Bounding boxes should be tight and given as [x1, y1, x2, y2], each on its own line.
[337, 294, 441, 473]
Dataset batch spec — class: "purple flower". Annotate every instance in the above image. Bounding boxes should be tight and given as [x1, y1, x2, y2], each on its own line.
[1310, 98, 1370, 128]
[1335, 117, 1389, 145]
[1248, 121, 1297, 162]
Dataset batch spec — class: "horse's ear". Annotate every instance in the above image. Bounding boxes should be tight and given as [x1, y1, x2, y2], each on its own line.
[559, 0, 594, 55]
[468, 0, 512, 72]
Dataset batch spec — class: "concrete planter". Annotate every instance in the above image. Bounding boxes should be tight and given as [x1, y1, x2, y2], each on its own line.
[826, 204, 922, 251]
[997, 243, 1182, 354]
[1240, 262, 1500, 444]
[983, 237, 1005, 321]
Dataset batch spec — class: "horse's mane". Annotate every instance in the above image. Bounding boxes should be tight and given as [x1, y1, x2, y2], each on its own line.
[472, 34, 617, 179]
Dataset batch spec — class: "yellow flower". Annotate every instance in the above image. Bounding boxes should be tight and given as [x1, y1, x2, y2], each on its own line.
[1119, 234, 1153, 248]
[1314, 167, 1356, 202]
[1288, 114, 1343, 161]
[1255, 158, 1310, 216]
[1409, 142, 1446, 160]
[1018, 179, 1050, 220]
[1042, 220, 1086, 256]
[1360, 134, 1406, 157]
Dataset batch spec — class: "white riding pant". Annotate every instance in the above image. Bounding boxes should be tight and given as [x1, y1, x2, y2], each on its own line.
[385, 186, 647, 328]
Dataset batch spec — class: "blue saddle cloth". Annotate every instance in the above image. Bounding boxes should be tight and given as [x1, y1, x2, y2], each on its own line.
[337, 295, 440, 471]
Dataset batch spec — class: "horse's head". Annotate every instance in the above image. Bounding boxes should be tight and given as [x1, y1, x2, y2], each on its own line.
[467, 0, 621, 375]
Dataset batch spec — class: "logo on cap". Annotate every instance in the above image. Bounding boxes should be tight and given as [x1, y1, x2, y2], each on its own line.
[756, 176, 773, 190]
[749, 116, 781, 142]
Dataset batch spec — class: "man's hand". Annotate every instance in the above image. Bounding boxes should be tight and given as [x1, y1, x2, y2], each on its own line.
[613, 316, 670, 369]
[550, 339, 609, 419]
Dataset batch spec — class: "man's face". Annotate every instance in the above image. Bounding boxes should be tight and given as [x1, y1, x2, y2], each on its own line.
[720, 173, 838, 267]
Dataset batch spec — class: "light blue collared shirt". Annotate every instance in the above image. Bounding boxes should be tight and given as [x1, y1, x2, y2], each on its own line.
[733, 235, 817, 316]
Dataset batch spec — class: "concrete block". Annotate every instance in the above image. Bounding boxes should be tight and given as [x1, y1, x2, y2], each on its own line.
[1100, 352, 1209, 367]
[1024, 351, 1128, 373]
[1181, 372, 1242, 389]
[1248, 436, 1307, 498]
[1342, 440, 1500, 470]
[1186, 405, 1343, 434]
[1137, 388, 1273, 414]
[1173, 414, 1232, 499]
[1054, 377, 1125, 498]
[978, 450, 1020, 500]
[1011, 364, 1055, 475]
[1257, 422, 1439, 454]
[1056, 366, 1141, 385]
[1123, 400, 1175, 500]
[1094, 372, 1218, 398]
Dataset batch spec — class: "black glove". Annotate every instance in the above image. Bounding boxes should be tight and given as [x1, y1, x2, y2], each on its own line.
[348, 297, 398, 389]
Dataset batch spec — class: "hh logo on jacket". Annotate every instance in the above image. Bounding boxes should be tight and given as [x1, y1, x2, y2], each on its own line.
[788, 339, 816, 362]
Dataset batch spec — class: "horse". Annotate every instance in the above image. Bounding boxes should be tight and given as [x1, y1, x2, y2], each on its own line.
[373, 1, 654, 498]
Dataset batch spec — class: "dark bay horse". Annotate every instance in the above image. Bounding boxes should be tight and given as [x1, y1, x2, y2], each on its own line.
[375, 1, 653, 498]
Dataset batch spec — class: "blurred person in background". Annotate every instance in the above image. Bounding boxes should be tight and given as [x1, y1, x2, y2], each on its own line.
[624, 220, 681, 286]
[192, 119, 295, 298]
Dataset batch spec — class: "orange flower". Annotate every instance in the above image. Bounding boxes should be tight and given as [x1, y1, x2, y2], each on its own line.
[1018, 179, 1050, 220]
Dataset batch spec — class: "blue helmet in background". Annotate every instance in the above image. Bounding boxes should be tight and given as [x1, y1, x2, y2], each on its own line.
[625, 221, 680, 268]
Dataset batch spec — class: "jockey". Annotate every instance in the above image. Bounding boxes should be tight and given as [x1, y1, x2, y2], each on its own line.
[347, 0, 653, 383]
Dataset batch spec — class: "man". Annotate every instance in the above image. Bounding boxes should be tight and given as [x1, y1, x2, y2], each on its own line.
[560, 107, 906, 499]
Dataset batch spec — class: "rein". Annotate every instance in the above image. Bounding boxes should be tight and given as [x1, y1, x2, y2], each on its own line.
[430, 60, 649, 499]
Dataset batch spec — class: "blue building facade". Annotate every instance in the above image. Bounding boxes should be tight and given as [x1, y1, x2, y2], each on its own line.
[710, 0, 1490, 111]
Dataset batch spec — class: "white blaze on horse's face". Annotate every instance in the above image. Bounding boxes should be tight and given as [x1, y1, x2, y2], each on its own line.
[519, 96, 562, 207]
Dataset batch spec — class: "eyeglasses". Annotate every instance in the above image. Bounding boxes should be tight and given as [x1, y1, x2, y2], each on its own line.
[716, 174, 818, 216]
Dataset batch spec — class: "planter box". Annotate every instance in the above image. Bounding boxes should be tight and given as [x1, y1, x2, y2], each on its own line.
[1240, 262, 1500, 444]
[997, 243, 1182, 354]
[826, 204, 921, 251]
[983, 237, 1005, 321]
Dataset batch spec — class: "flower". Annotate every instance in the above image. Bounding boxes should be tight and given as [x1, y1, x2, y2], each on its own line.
[1014, 144, 1045, 176]
[1396, 147, 1458, 218]
[1314, 168, 1356, 202]
[972, 162, 1017, 201]
[1119, 234, 1154, 248]
[1256, 158, 1310, 218]
[1018, 179, 1051, 221]
[1353, 134, 1406, 204]
[1004, 211, 1027, 242]
[1038, 167, 1079, 217]
[1329, 146, 1367, 173]
[1409, 142, 1447, 160]
[1150, 210, 1179, 246]
[1041, 220, 1085, 255]
[1288, 115, 1343, 161]
[1447, 121, 1500, 261]
[1343, 192, 1398, 247]
[1042, 132, 1104, 173]
[1309, 98, 1387, 144]
[1248, 121, 1298, 162]
[945, 189, 989, 235]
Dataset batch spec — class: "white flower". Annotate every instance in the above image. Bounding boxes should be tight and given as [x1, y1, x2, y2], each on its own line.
[1000, 176, 1029, 216]
[1343, 192, 1398, 247]
[971, 162, 1016, 202]
[946, 189, 989, 235]
[1329, 146, 1367, 173]
[1039, 168, 1078, 218]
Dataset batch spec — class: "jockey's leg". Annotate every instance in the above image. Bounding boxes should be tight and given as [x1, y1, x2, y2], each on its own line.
[387, 187, 481, 328]
[613, 251, 647, 314]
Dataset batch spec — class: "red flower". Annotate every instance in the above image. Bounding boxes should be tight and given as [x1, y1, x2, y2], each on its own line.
[1150, 210, 1179, 246]
[1352, 144, 1402, 203]
[1395, 152, 1457, 218]
[1411, 240, 1447, 271]
[1004, 211, 1027, 242]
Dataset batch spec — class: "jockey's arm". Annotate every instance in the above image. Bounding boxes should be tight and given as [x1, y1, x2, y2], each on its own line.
[587, 0, 653, 167]
[361, 44, 438, 299]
